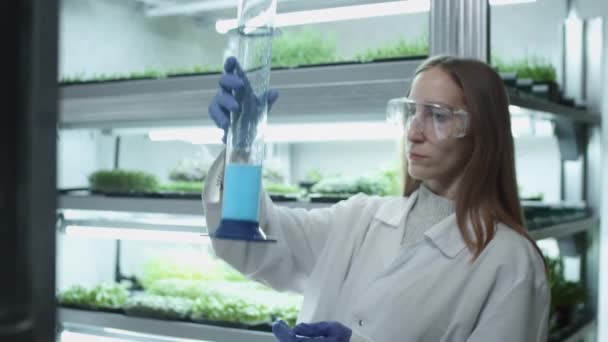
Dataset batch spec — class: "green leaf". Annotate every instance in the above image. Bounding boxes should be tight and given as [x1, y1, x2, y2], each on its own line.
[272, 30, 338, 68]
[159, 181, 204, 193]
[169, 158, 208, 182]
[356, 35, 429, 62]
[125, 294, 193, 319]
[58, 283, 129, 310]
[89, 169, 158, 193]
[263, 182, 302, 195]
[492, 55, 557, 82]
[191, 294, 272, 324]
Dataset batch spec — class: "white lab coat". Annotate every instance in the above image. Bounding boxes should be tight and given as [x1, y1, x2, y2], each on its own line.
[203, 150, 550, 342]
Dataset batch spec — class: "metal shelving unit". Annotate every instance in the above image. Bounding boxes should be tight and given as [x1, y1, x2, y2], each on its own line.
[60, 60, 599, 129]
[60, 60, 419, 129]
[58, 193, 597, 242]
[57, 16, 603, 341]
[60, 307, 597, 342]
[59, 308, 276, 342]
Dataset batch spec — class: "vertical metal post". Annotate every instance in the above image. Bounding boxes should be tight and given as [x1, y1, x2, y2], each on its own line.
[430, 0, 489, 61]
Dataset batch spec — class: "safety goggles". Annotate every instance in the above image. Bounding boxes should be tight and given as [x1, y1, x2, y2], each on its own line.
[387, 97, 470, 140]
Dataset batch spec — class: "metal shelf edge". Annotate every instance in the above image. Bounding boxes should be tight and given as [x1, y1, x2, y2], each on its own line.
[60, 195, 598, 240]
[59, 194, 205, 216]
[508, 89, 601, 125]
[58, 194, 332, 215]
[559, 319, 596, 342]
[530, 217, 598, 240]
[59, 62, 600, 128]
[59, 308, 276, 342]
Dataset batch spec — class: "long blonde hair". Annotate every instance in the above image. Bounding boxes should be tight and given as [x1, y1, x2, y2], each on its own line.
[403, 56, 543, 262]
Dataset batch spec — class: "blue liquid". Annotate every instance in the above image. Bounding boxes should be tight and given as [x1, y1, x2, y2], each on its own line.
[222, 164, 262, 221]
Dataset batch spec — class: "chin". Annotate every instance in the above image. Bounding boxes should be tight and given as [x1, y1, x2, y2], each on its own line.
[408, 165, 431, 181]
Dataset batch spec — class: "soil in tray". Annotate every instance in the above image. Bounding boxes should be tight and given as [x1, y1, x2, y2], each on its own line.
[308, 194, 352, 203]
[90, 190, 200, 199]
[123, 308, 190, 321]
[60, 303, 124, 314]
[268, 194, 300, 202]
[191, 317, 272, 331]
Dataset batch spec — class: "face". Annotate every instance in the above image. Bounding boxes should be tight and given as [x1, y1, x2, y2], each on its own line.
[406, 67, 473, 191]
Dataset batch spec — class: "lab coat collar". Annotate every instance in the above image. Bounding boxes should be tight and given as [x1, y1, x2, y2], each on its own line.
[424, 214, 468, 258]
[373, 191, 417, 228]
[373, 190, 467, 259]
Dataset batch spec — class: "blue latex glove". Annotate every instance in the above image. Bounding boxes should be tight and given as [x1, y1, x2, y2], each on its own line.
[272, 320, 352, 342]
[208, 56, 279, 144]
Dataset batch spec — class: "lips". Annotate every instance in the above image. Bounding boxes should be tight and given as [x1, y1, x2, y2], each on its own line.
[408, 152, 427, 161]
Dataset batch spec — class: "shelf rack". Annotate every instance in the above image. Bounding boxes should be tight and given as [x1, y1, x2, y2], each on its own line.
[58, 193, 598, 242]
[59, 308, 276, 342]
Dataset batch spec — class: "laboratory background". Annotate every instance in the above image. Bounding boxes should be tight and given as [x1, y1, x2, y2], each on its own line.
[3, 0, 608, 341]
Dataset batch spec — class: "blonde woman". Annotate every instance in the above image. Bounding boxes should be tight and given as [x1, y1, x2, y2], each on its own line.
[206, 56, 549, 342]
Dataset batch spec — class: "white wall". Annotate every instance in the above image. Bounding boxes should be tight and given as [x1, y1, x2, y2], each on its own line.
[514, 136, 562, 202]
[118, 135, 222, 182]
[573, 0, 608, 18]
[60, 0, 569, 80]
[57, 129, 114, 188]
[60, 0, 429, 79]
[60, 0, 227, 78]
[283, 12, 429, 60]
[288, 136, 561, 202]
[491, 0, 567, 83]
[290, 140, 400, 182]
[56, 233, 116, 291]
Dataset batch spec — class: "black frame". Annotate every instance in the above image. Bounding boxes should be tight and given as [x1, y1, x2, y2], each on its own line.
[0, 0, 58, 341]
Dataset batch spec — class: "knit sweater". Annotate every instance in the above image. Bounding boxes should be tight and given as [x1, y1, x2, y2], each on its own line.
[402, 185, 456, 245]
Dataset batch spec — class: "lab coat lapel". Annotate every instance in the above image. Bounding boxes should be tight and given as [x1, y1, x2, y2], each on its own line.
[372, 192, 418, 271]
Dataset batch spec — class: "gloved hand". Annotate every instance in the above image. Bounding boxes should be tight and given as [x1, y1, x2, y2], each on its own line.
[208, 56, 279, 144]
[272, 320, 352, 342]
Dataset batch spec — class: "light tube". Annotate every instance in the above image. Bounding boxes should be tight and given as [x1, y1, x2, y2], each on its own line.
[64, 225, 208, 243]
[216, 0, 430, 33]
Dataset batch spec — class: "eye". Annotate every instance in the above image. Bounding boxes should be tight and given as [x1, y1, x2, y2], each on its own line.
[418, 105, 435, 120]
[431, 108, 451, 123]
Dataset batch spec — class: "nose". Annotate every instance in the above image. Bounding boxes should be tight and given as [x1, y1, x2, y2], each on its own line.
[407, 116, 425, 143]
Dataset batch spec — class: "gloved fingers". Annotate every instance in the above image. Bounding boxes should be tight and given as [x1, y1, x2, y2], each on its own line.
[267, 89, 279, 111]
[223, 56, 254, 94]
[272, 320, 297, 342]
[208, 98, 230, 130]
[293, 322, 331, 337]
[232, 60, 255, 94]
[219, 73, 244, 91]
[217, 91, 239, 113]
[224, 56, 238, 73]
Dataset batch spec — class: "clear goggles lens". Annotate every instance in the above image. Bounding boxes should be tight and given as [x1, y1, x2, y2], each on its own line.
[386, 97, 469, 140]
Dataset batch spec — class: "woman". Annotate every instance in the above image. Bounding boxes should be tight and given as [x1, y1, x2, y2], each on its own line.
[205, 56, 549, 342]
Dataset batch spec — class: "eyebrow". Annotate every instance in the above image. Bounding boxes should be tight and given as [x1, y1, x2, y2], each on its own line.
[410, 98, 455, 108]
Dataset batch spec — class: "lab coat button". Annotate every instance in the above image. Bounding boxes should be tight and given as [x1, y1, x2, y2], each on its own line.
[358, 319, 364, 327]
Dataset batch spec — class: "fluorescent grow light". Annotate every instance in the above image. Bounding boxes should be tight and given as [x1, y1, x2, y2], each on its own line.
[148, 121, 401, 144]
[148, 116, 550, 144]
[489, 0, 536, 5]
[509, 105, 554, 138]
[148, 127, 225, 145]
[215, 0, 536, 33]
[64, 225, 208, 243]
[216, 0, 431, 33]
[266, 122, 401, 143]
